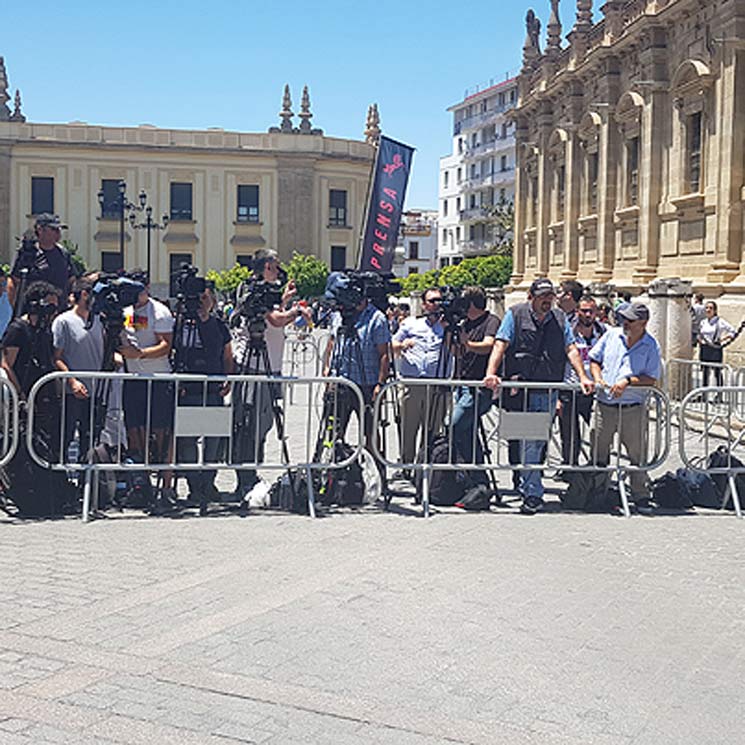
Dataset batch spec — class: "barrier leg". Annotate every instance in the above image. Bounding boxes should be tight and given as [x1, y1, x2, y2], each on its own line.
[91, 469, 100, 514]
[305, 465, 316, 519]
[728, 474, 743, 519]
[617, 470, 632, 518]
[422, 466, 431, 518]
[82, 469, 93, 523]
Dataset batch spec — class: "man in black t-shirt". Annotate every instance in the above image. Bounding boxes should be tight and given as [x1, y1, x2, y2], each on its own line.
[174, 287, 234, 512]
[1, 281, 61, 398]
[450, 286, 500, 485]
[8, 214, 77, 310]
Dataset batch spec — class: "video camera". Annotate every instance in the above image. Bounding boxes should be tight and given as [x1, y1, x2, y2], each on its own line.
[14, 229, 39, 273]
[24, 297, 57, 326]
[87, 275, 145, 331]
[437, 286, 470, 327]
[324, 270, 400, 314]
[232, 255, 286, 330]
[172, 263, 213, 318]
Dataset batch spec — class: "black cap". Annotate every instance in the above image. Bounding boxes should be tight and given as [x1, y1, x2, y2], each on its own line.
[616, 302, 650, 321]
[34, 213, 68, 229]
[529, 278, 556, 297]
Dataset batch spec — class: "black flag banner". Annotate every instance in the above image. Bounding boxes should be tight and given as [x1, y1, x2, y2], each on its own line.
[359, 135, 415, 273]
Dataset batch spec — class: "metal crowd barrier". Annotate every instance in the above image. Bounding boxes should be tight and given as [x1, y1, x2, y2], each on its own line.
[372, 379, 670, 518]
[0, 374, 20, 469]
[25, 371, 365, 522]
[678, 386, 745, 518]
[282, 336, 322, 380]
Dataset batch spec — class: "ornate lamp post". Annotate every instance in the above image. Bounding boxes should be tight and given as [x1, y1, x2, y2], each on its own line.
[97, 180, 141, 271]
[129, 195, 168, 281]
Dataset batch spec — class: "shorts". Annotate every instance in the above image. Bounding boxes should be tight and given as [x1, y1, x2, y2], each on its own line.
[123, 379, 175, 431]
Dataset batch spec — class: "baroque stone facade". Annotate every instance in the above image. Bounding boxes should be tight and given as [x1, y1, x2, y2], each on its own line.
[512, 0, 745, 295]
[0, 64, 375, 286]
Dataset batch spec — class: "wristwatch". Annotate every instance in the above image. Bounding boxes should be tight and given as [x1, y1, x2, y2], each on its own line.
[625, 375, 633, 385]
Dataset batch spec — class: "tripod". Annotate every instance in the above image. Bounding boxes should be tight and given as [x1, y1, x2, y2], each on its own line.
[233, 314, 296, 513]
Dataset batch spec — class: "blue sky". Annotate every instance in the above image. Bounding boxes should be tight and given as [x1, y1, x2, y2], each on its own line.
[2, 0, 577, 208]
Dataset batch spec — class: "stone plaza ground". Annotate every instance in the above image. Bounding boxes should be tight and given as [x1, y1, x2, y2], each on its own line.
[0, 501, 743, 745]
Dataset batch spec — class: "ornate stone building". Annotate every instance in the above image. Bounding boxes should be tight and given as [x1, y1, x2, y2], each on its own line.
[511, 0, 745, 298]
[0, 57, 380, 287]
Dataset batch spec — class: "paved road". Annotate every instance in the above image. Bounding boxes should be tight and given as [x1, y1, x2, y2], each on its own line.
[1, 505, 743, 745]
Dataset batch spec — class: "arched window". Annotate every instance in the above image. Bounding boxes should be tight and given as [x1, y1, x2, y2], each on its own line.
[615, 92, 645, 207]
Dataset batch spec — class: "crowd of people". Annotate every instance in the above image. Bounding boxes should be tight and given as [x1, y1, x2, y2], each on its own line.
[0, 212, 738, 518]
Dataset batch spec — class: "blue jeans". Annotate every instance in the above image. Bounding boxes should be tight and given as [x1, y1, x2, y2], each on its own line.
[516, 391, 556, 500]
[451, 385, 493, 486]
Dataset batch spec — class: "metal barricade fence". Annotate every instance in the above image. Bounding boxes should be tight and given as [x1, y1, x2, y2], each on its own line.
[0, 374, 20, 469]
[25, 371, 365, 522]
[372, 379, 670, 518]
[282, 336, 322, 379]
[666, 357, 734, 409]
[678, 386, 745, 518]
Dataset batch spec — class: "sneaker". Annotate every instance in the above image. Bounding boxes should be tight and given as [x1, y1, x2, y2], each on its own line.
[634, 498, 655, 516]
[519, 495, 544, 515]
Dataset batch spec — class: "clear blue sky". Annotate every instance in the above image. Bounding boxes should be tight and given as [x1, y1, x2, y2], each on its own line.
[2, 0, 577, 208]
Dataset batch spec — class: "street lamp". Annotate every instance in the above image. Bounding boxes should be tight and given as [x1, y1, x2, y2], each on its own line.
[97, 180, 140, 271]
[129, 195, 169, 281]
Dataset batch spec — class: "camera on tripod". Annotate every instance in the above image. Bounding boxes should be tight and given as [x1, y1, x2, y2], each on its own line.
[14, 230, 39, 273]
[172, 263, 212, 318]
[88, 275, 145, 332]
[324, 270, 400, 315]
[437, 286, 470, 327]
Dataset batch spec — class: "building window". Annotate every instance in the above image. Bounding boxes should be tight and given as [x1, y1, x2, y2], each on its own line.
[510, 90, 516, 103]
[236, 255, 253, 267]
[442, 199, 448, 217]
[588, 152, 599, 214]
[456, 197, 461, 211]
[457, 167, 462, 183]
[687, 111, 703, 194]
[169, 253, 193, 296]
[170, 182, 193, 221]
[469, 193, 477, 209]
[31, 176, 54, 215]
[456, 226, 461, 241]
[501, 123, 508, 139]
[556, 164, 566, 221]
[409, 241, 419, 260]
[329, 189, 348, 227]
[471, 132, 478, 147]
[237, 185, 259, 223]
[453, 256, 463, 265]
[530, 175, 539, 227]
[501, 155, 508, 172]
[444, 170, 449, 188]
[470, 163, 477, 179]
[331, 245, 347, 271]
[440, 258, 448, 269]
[101, 251, 121, 274]
[626, 137, 640, 206]
[100, 179, 121, 219]
[498, 93, 505, 107]
[458, 138, 464, 154]
[408, 267, 419, 275]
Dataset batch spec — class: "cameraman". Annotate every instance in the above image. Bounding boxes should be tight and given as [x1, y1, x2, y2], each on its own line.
[391, 287, 447, 470]
[8, 214, 77, 308]
[175, 285, 234, 508]
[52, 276, 105, 458]
[450, 286, 501, 486]
[322, 291, 391, 445]
[1, 281, 60, 398]
[119, 270, 175, 497]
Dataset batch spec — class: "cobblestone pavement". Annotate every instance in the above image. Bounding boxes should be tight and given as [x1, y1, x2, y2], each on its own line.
[1, 501, 744, 745]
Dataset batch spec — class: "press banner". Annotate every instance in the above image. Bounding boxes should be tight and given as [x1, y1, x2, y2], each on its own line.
[358, 135, 415, 273]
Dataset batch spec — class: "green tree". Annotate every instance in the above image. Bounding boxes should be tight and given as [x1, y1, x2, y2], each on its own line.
[285, 252, 329, 299]
[206, 264, 253, 295]
[481, 195, 515, 256]
[60, 239, 88, 275]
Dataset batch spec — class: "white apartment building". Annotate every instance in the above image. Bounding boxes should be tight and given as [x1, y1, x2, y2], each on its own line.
[393, 209, 437, 277]
[438, 77, 517, 266]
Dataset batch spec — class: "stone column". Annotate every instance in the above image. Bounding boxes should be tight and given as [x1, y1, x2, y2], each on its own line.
[587, 281, 614, 307]
[276, 155, 316, 262]
[0, 144, 10, 264]
[486, 288, 505, 319]
[647, 277, 693, 397]
[562, 129, 582, 279]
[409, 290, 423, 318]
[536, 124, 552, 279]
[511, 119, 529, 286]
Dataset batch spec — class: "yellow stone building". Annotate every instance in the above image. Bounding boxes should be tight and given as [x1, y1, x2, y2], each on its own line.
[511, 0, 745, 297]
[0, 61, 379, 288]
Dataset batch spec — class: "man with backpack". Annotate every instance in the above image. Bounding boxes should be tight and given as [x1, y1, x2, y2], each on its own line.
[484, 278, 594, 514]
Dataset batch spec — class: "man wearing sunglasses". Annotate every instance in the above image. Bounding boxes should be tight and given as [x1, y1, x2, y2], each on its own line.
[8, 214, 77, 308]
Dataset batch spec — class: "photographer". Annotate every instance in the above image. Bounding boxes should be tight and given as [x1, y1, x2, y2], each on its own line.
[391, 287, 446, 471]
[449, 286, 501, 486]
[52, 276, 105, 458]
[1, 281, 60, 398]
[175, 285, 234, 509]
[322, 283, 391, 445]
[8, 214, 77, 308]
[119, 270, 175, 498]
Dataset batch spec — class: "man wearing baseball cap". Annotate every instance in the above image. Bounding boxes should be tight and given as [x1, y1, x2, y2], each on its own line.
[8, 214, 78, 308]
[589, 301, 662, 514]
[484, 278, 595, 514]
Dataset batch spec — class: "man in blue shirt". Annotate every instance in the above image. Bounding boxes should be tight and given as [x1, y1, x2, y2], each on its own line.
[484, 278, 594, 514]
[392, 287, 447, 468]
[589, 302, 662, 513]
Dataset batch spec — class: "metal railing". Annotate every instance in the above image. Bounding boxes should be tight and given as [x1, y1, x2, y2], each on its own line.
[25, 371, 365, 522]
[0, 375, 20, 469]
[372, 379, 670, 518]
[678, 386, 745, 518]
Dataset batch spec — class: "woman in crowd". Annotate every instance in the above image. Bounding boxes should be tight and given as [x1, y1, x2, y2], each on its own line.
[698, 300, 736, 387]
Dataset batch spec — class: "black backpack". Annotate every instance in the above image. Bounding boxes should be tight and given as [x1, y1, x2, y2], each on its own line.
[414, 435, 471, 506]
[652, 468, 717, 509]
[705, 446, 745, 509]
[269, 469, 311, 514]
[560, 471, 619, 512]
[320, 442, 365, 507]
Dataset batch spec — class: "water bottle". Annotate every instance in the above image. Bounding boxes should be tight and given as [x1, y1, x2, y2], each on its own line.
[66, 436, 80, 486]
